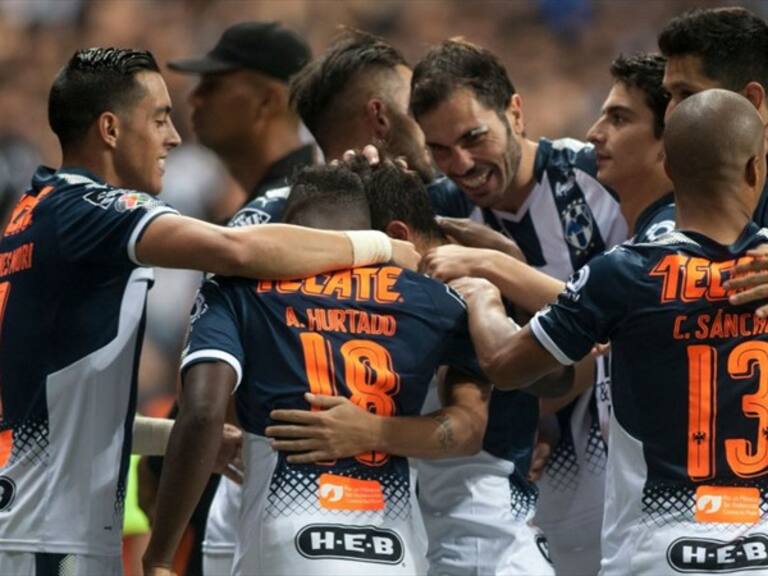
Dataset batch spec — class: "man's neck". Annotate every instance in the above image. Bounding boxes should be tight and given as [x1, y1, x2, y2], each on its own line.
[675, 187, 753, 245]
[494, 138, 538, 213]
[61, 149, 113, 185]
[617, 170, 673, 234]
[222, 125, 303, 193]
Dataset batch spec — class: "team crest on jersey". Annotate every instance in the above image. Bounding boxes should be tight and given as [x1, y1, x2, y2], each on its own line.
[83, 187, 123, 209]
[228, 208, 272, 227]
[114, 192, 163, 213]
[0, 476, 16, 511]
[295, 524, 404, 564]
[562, 199, 594, 252]
[667, 534, 768, 572]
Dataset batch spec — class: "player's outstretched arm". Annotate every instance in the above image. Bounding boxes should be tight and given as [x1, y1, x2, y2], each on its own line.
[135, 214, 420, 278]
[450, 277, 562, 391]
[142, 362, 237, 574]
[266, 371, 490, 463]
[425, 245, 565, 314]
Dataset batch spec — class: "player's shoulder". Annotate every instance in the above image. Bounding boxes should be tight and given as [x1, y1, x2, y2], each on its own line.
[43, 168, 166, 215]
[632, 194, 676, 244]
[537, 137, 598, 179]
[228, 185, 290, 227]
[427, 175, 474, 218]
[399, 268, 467, 316]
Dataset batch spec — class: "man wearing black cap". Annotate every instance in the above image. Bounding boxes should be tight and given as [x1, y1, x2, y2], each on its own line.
[169, 21, 315, 205]
[140, 23, 317, 576]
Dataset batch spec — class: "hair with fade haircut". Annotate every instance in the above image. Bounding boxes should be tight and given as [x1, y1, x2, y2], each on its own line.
[282, 162, 371, 227]
[49, 48, 160, 148]
[658, 7, 768, 91]
[410, 38, 515, 119]
[610, 53, 669, 138]
[353, 158, 443, 241]
[289, 29, 407, 142]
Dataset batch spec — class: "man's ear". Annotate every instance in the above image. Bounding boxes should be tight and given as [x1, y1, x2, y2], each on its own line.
[746, 154, 759, 188]
[97, 112, 120, 149]
[743, 81, 766, 116]
[385, 220, 411, 241]
[506, 93, 526, 136]
[365, 99, 390, 142]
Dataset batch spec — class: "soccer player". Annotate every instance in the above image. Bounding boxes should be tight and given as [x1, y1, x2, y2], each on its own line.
[168, 21, 316, 212]
[656, 7, 768, 310]
[409, 38, 626, 575]
[659, 7, 768, 224]
[0, 47, 416, 575]
[290, 30, 434, 184]
[142, 161, 487, 576]
[453, 89, 768, 576]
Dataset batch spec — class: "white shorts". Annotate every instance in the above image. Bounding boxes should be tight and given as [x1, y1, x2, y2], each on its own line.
[0, 551, 122, 576]
[203, 550, 234, 576]
[604, 522, 768, 576]
[202, 476, 239, 558]
[234, 433, 428, 576]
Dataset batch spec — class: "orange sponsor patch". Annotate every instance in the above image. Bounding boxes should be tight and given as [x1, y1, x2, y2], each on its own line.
[695, 486, 760, 524]
[318, 473, 384, 511]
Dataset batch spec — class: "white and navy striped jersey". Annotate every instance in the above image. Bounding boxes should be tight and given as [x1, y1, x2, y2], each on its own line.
[0, 167, 176, 556]
[430, 137, 627, 575]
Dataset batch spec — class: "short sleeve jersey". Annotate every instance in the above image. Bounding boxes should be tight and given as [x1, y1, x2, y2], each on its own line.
[532, 224, 768, 538]
[0, 166, 177, 556]
[181, 267, 481, 519]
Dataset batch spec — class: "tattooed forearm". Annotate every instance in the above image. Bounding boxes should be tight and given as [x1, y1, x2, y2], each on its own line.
[432, 413, 454, 451]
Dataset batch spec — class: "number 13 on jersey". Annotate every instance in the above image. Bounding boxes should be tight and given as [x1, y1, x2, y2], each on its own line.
[688, 341, 768, 480]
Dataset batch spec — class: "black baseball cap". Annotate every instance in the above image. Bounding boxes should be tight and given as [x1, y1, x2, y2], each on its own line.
[168, 21, 311, 81]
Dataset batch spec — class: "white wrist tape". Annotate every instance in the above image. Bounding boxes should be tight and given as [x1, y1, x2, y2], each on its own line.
[345, 230, 392, 266]
[132, 416, 174, 456]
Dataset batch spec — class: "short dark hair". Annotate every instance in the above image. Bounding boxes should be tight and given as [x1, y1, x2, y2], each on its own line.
[289, 30, 406, 141]
[610, 53, 668, 138]
[411, 39, 515, 119]
[49, 48, 160, 148]
[283, 163, 370, 227]
[658, 7, 768, 90]
[362, 160, 443, 241]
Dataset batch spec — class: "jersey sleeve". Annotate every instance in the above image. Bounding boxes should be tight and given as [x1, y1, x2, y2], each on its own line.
[56, 186, 178, 268]
[180, 278, 245, 389]
[425, 281, 487, 381]
[529, 248, 630, 365]
[227, 186, 289, 227]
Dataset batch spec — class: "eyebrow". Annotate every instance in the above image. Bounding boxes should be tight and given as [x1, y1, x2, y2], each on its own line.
[154, 105, 172, 116]
[603, 105, 635, 117]
[427, 124, 489, 149]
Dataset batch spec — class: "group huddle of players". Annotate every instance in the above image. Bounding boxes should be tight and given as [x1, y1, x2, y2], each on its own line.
[0, 5, 768, 576]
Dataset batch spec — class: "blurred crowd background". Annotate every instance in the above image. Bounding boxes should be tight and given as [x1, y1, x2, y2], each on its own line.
[0, 0, 763, 414]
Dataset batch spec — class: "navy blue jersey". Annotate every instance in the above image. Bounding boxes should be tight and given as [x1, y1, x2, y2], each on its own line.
[632, 192, 676, 244]
[0, 166, 176, 555]
[182, 266, 481, 466]
[532, 224, 768, 528]
[227, 186, 289, 228]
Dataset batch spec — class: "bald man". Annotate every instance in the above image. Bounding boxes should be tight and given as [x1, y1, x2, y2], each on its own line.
[450, 89, 768, 576]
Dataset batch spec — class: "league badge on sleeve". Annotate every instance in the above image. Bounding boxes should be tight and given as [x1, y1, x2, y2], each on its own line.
[114, 192, 164, 213]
